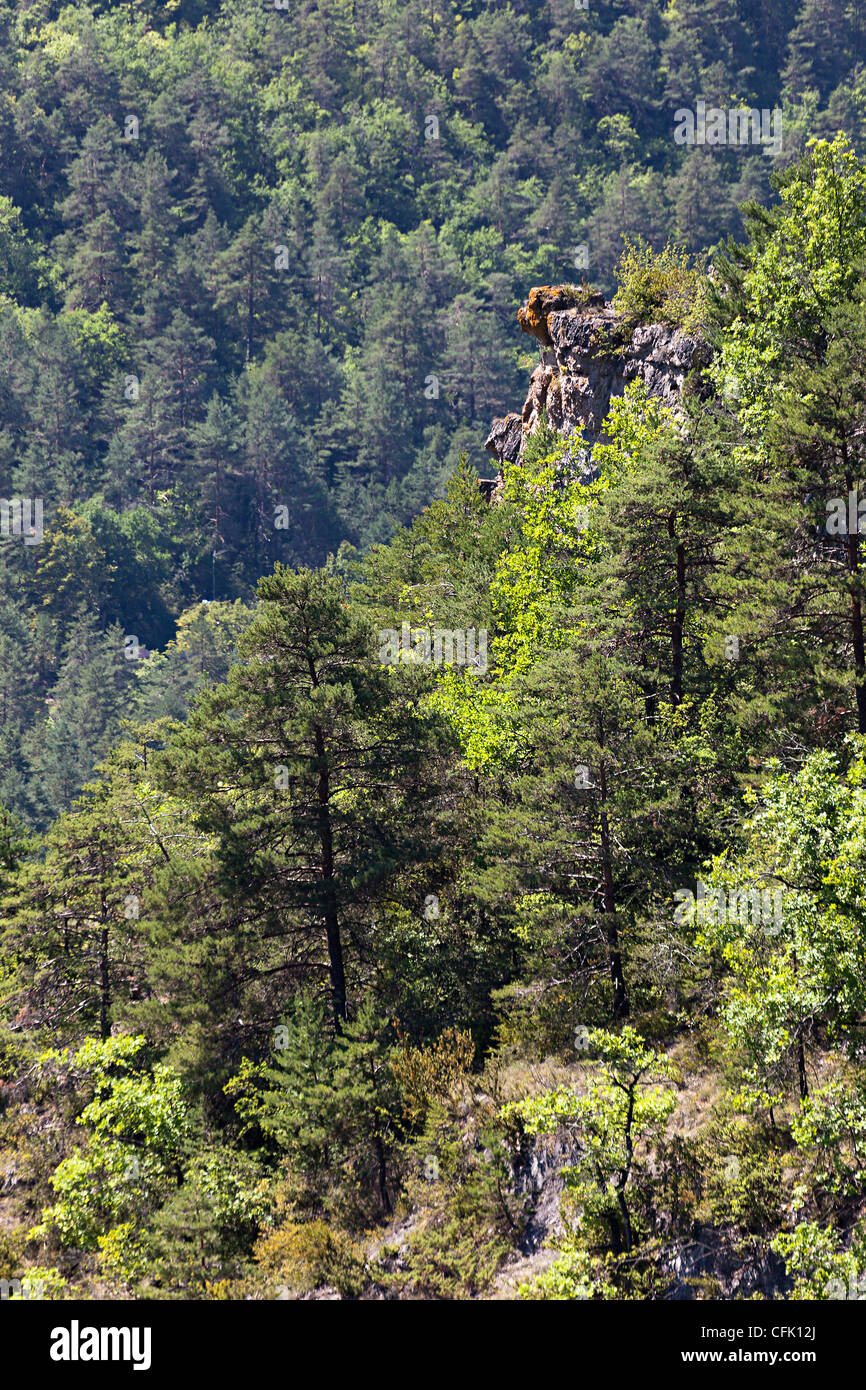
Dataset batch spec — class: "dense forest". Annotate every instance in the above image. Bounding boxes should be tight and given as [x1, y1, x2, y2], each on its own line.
[3, 0, 866, 1306]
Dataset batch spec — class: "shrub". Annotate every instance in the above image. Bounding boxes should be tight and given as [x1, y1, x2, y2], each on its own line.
[0, 1228, 25, 1279]
[254, 1220, 367, 1298]
[390, 1026, 475, 1126]
[613, 237, 708, 333]
[392, 1094, 526, 1298]
[772, 1221, 866, 1299]
[518, 1246, 616, 1300]
[695, 1117, 784, 1233]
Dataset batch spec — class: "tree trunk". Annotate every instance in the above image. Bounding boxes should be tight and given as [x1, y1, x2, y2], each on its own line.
[598, 750, 629, 1019]
[669, 512, 685, 708]
[641, 658, 658, 724]
[848, 547, 866, 734]
[618, 1089, 635, 1253]
[373, 1128, 391, 1215]
[247, 245, 255, 363]
[844, 461, 866, 733]
[617, 1188, 633, 1255]
[99, 923, 110, 1041]
[313, 725, 348, 1028]
[797, 1038, 808, 1102]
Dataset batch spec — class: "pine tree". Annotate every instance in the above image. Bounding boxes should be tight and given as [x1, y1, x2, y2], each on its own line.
[26, 615, 134, 822]
[151, 567, 452, 1032]
[57, 117, 132, 314]
[1, 753, 158, 1038]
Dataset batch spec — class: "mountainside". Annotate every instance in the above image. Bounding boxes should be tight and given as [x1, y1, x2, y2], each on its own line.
[4, 0, 866, 1329]
[1, 0, 865, 826]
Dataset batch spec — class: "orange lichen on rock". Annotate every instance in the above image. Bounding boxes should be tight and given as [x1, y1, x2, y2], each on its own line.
[517, 286, 555, 344]
[516, 284, 600, 346]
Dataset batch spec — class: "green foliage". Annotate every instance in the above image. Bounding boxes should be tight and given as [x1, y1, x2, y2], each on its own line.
[229, 992, 402, 1225]
[3, 0, 866, 1306]
[0, 1227, 25, 1279]
[145, 1149, 272, 1296]
[505, 1029, 678, 1255]
[36, 1036, 192, 1268]
[395, 1110, 523, 1298]
[31, 1034, 270, 1294]
[790, 1081, 866, 1199]
[254, 1220, 366, 1298]
[696, 1118, 784, 1233]
[695, 743, 866, 1109]
[772, 1221, 866, 1300]
[612, 237, 708, 333]
[0, 0, 856, 830]
[518, 1246, 616, 1301]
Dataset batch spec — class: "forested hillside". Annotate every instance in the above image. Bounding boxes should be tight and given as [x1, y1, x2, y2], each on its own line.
[3, 0, 866, 1309]
[1, 0, 864, 823]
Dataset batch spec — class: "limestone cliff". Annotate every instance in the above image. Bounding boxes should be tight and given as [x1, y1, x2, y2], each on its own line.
[483, 285, 712, 486]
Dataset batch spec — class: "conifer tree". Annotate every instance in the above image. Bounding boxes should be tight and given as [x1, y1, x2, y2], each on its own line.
[152, 567, 452, 1030]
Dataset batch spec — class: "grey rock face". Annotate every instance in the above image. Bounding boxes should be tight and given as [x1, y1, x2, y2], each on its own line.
[484, 411, 523, 467]
[484, 286, 712, 483]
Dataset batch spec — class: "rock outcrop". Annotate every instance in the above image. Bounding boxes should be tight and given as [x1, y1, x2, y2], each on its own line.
[484, 285, 712, 478]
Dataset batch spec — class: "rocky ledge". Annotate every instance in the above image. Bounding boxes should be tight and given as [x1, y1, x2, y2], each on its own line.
[484, 285, 712, 476]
